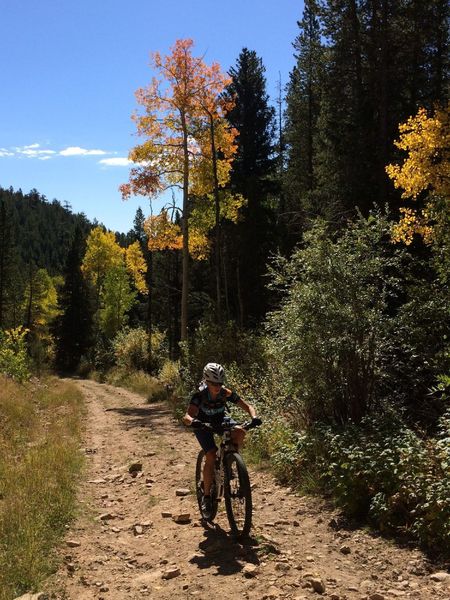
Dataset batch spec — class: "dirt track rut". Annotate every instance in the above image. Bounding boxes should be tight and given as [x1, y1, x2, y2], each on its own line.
[48, 379, 449, 599]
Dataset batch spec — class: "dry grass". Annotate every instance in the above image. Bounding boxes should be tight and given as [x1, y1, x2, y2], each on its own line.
[0, 376, 84, 600]
[104, 367, 168, 402]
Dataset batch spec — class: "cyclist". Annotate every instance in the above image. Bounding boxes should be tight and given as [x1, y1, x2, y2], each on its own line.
[182, 362, 261, 518]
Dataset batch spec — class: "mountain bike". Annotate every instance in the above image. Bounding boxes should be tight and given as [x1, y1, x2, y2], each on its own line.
[194, 417, 260, 538]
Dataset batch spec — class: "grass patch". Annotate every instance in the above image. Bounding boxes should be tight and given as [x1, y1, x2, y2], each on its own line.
[0, 376, 85, 600]
[146, 494, 161, 508]
[103, 367, 168, 402]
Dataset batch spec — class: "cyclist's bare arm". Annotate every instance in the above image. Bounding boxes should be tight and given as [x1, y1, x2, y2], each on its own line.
[236, 398, 257, 419]
[182, 404, 199, 427]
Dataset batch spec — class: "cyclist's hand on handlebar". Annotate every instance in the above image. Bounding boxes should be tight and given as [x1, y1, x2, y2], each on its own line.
[251, 417, 262, 427]
[191, 419, 213, 431]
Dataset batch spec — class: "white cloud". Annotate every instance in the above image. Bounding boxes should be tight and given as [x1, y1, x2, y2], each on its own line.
[99, 157, 131, 167]
[0, 143, 115, 160]
[22, 149, 56, 156]
[13, 144, 56, 158]
[60, 146, 108, 156]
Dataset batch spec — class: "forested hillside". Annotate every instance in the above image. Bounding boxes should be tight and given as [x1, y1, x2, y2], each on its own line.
[1, 0, 449, 560]
[0, 187, 92, 275]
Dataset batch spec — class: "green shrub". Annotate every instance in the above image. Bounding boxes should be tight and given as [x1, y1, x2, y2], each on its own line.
[180, 320, 266, 386]
[112, 327, 167, 373]
[113, 327, 149, 371]
[266, 212, 450, 426]
[269, 414, 450, 555]
[0, 327, 30, 382]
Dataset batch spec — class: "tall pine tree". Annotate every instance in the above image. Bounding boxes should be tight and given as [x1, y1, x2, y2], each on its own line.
[285, 0, 449, 225]
[225, 48, 277, 325]
[54, 228, 94, 372]
[284, 0, 325, 236]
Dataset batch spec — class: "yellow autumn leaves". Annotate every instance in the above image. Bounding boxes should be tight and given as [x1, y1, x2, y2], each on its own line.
[386, 103, 449, 245]
[81, 228, 147, 295]
[144, 192, 245, 260]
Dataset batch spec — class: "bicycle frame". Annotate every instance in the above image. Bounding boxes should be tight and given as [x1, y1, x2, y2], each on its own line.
[212, 426, 235, 502]
[195, 417, 259, 536]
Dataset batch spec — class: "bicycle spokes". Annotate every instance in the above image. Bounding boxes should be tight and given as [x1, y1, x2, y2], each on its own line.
[224, 452, 252, 538]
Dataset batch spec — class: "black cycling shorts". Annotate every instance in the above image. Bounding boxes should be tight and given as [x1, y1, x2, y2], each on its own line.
[194, 417, 237, 453]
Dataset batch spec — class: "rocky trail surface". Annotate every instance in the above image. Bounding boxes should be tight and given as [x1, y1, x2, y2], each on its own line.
[43, 379, 449, 600]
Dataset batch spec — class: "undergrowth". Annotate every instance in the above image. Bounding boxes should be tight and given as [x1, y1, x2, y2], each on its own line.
[0, 376, 85, 599]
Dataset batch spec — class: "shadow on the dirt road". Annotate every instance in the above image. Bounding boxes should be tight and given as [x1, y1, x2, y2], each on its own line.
[189, 523, 260, 575]
[106, 405, 174, 432]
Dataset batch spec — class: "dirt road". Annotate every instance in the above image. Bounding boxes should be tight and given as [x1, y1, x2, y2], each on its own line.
[48, 379, 449, 599]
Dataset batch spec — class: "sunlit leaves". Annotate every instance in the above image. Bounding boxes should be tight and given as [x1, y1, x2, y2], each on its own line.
[125, 242, 148, 295]
[387, 104, 450, 245]
[386, 104, 450, 200]
[81, 227, 148, 337]
[144, 211, 183, 252]
[121, 39, 240, 263]
[81, 228, 123, 288]
[82, 227, 147, 295]
[23, 269, 61, 331]
[100, 264, 137, 338]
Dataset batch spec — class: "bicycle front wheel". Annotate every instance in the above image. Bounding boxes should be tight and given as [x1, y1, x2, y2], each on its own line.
[224, 452, 252, 537]
[195, 450, 218, 522]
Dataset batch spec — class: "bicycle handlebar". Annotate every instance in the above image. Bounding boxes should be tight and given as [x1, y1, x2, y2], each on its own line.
[193, 419, 262, 432]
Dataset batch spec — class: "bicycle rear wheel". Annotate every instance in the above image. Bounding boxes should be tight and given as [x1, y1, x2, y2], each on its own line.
[224, 452, 252, 537]
[195, 450, 218, 521]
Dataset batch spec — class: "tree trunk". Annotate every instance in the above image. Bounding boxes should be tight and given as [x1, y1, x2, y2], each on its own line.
[0, 203, 6, 328]
[209, 115, 222, 324]
[25, 263, 34, 330]
[236, 259, 244, 328]
[222, 238, 230, 321]
[378, 0, 389, 202]
[146, 249, 153, 371]
[181, 111, 190, 343]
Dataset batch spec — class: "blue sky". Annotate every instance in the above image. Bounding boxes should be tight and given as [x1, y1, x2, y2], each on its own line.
[1, 0, 302, 233]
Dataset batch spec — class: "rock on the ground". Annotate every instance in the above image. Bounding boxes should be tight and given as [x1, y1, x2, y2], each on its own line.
[310, 578, 326, 594]
[162, 566, 181, 579]
[243, 563, 260, 578]
[13, 594, 47, 600]
[275, 561, 290, 572]
[66, 539, 81, 547]
[128, 462, 142, 473]
[262, 586, 281, 599]
[175, 488, 190, 496]
[430, 571, 450, 582]
[173, 513, 191, 523]
[99, 512, 115, 521]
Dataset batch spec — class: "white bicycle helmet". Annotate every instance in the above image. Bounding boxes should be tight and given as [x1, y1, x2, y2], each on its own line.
[203, 362, 225, 384]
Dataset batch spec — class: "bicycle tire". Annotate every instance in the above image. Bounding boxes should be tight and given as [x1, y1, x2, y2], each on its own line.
[195, 450, 218, 521]
[224, 451, 252, 537]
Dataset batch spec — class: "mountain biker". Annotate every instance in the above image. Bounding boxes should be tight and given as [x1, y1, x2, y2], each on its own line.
[182, 362, 261, 518]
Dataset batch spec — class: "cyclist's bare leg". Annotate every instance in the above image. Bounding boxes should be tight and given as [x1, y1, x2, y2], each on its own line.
[231, 427, 246, 450]
[203, 448, 216, 495]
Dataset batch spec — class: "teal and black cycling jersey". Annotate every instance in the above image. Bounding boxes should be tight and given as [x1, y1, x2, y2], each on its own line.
[189, 385, 240, 424]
